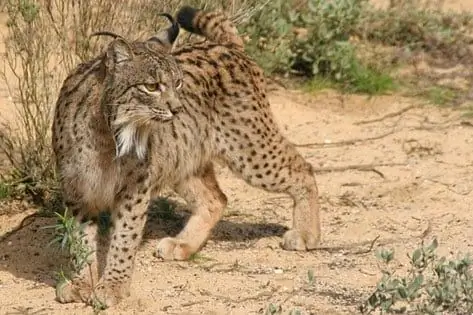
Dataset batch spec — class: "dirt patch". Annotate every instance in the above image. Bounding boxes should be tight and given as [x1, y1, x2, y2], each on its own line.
[1, 87, 472, 314]
[1, 2, 473, 314]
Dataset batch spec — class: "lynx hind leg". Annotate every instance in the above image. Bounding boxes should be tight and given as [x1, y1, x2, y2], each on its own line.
[156, 163, 227, 261]
[222, 126, 320, 251]
[280, 160, 320, 251]
[56, 204, 99, 304]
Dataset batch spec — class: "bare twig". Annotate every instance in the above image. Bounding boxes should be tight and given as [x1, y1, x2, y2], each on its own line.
[230, 0, 271, 25]
[311, 221, 431, 255]
[354, 105, 418, 125]
[420, 220, 432, 239]
[294, 129, 397, 148]
[313, 162, 407, 178]
[412, 122, 460, 131]
[311, 235, 381, 255]
[435, 160, 473, 168]
[425, 178, 473, 196]
[266, 76, 288, 91]
[181, 300, 207, 308]
[353, 235, 381, 254]
[0, 211, 42, 243]
[8, 306, 49, 315]
[197, 288, 277, 304]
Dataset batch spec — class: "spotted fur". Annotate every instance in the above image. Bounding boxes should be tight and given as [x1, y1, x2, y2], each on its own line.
[152, 7, 321, 263]
[51, 21, 183, 307]
[51, 6, 321, 309]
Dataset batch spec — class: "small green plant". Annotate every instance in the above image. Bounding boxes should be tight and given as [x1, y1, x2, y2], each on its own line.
[307, 269, 315, 285]
[0, 182, 11, 199]
[188, 252, 214, 263]
[463, 111, 473, 119]
[425, 86, 458, 106]
[44, 208, 94, 278]
[303, 77, 336, 92]
[361, 238, 473, 314]
[345, 62, 396, 94]
[263, 271, 313, 315]
[91, 299, 107, 314]
[265, 304, 303, 315]
[266, 303, 283, 315]
[460, 104, 473, 119]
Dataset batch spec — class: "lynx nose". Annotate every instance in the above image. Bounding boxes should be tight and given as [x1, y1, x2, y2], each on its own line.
[167, 96, 183, 115]
[170, 107, 182, 115]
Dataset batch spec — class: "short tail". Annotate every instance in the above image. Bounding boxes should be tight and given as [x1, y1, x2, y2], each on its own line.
[176, 6, 244, 50]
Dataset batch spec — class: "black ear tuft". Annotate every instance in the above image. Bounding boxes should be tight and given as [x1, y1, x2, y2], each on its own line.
[176, 6, 201, 35]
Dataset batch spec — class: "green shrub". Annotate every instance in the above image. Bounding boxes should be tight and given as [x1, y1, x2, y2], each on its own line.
[242, 0, 393, 94]
[357, 1, 473, 63]
[361, 239, 473, 314]
[241, 0, 294, 74]
[288, 0, 366, 80]
[242, 0, 473, 94]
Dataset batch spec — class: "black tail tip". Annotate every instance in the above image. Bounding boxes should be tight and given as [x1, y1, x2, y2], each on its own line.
[176, 6, 200, 33]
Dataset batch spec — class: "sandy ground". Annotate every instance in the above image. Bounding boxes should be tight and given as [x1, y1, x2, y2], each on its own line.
[1, 1, 473, 315]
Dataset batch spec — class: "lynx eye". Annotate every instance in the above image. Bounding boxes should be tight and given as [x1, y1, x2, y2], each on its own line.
[175, 79, 183, 90]
[141, 83, 166, 93]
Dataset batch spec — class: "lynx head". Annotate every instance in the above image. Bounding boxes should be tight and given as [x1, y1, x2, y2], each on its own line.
[96, 14, 184, 160]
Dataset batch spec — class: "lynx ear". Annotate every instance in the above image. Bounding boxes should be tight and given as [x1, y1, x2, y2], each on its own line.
[106, 38, 134, 67]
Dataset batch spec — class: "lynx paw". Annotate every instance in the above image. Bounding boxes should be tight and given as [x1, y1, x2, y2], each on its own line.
[89, 281, 130, 309]
[155, 237, 193, 261]
[281, 229, 320, 251]
[56, 278, 92, 304]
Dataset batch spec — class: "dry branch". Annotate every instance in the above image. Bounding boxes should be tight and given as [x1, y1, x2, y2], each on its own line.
[293, 129, 396, 148]
[311, 221, 431, 255]
[461, 121, 473, 127]
[354, 105, 418, 125]
[313, 162, 407, 178]
[311, 235, 380, 255]
[425, 178, 473, 196]
[196, 288, 277, 305]
[0, 211, 41, 243]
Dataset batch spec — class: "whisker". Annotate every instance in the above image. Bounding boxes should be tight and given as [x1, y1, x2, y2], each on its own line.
[104, 103, 172, 127]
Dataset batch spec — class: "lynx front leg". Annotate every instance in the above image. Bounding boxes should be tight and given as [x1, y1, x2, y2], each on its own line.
[156, 163, 227, 261]
[90, 170, 150, 308]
